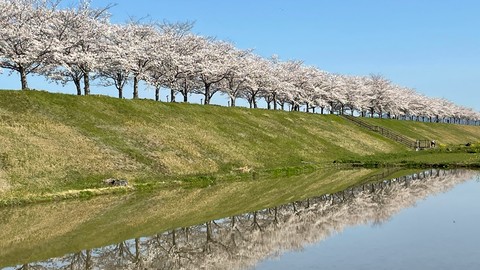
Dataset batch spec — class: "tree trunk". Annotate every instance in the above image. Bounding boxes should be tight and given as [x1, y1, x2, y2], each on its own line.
[273, 92, 278, 110]
[19, 66, 29, 90]
[116, 73, 123, 99]
[206, 221, 213, 246]
[83, 72, 90, 95]
[133, 75, 139, 99]
[230, 97, 236, 107]
[170, 88, 176, 102]
[155, 86, 160, 101]
[204, 83, 211, 104]
[74, 78, 82, 96]
[118, 86, 123, 99]
[135, 238, 140, 261]
[321, 107, 324, 114]
[85, 250, 92, 270]
[182, 79, 188, 102]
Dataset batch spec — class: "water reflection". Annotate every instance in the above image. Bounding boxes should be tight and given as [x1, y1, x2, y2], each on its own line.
[4, 169, 477, 270]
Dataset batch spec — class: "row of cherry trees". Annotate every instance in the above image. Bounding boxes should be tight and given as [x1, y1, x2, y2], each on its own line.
[1, 0, 479, 124]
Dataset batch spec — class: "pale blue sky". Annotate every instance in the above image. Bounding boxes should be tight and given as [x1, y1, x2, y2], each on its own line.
[2, 0, 479, 111]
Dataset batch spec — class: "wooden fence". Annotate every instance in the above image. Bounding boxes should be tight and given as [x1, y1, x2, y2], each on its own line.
[342, 115, 432, 149]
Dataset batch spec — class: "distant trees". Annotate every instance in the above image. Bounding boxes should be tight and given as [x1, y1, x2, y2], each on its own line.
[0, 0, 478, 124]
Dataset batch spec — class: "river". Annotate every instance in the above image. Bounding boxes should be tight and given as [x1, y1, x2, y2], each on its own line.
[1, 168, 478, 269]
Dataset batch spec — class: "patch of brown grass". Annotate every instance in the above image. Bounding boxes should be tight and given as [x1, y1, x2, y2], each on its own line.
[0, 114, 144, 191]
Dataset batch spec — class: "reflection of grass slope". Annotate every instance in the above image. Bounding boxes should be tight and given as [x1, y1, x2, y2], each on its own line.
[0, 167, 397, 267]
[0, 90, 406, 196]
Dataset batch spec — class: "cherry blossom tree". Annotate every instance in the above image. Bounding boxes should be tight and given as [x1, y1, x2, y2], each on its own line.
[193, 39, 237, 105]
[341, 76, 366, 115]
[120, 22, 160, 99]
[149, 27, 204, 103]
[274, 60, 307, 111]
[45, 1, 111, 95]
[240, 55, 276, 109]
[0, 0, 59, 90]
[290, 65, 318, 112]
[41, 1, 109, 95]
[142, 26, 176, 101]
[364, 74, 393, 117]
[96, 24, 132, 98]
[261, 56, 291, 110]
[260, 60, 284, 110]
[219, 50, 254, 107]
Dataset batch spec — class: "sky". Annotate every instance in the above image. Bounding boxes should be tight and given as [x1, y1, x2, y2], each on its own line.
[2, 0, 479, 111]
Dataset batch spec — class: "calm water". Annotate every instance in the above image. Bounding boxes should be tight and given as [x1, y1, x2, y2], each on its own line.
[1, 169, 479, 269]
[256, 170, 480, 270]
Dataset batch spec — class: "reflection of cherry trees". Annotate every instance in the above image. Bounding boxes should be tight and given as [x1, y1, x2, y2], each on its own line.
[11, 169, 476, 270]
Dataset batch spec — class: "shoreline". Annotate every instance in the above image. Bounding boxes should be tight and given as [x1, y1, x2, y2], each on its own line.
[2, 158, 478, 207]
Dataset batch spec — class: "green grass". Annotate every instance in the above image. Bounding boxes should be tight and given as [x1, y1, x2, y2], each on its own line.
[344, 151, 480, 168]
[0, 90, 480, 199]
[363, 117, 480, 145]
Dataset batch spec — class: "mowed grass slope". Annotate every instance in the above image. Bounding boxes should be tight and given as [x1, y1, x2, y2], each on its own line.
[0, 90, 399, 195]
[0, 90, 479, 196]
[363, 117, 480, 145]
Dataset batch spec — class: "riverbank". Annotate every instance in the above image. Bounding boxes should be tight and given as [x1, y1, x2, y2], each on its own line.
[0, 90, 479, 200]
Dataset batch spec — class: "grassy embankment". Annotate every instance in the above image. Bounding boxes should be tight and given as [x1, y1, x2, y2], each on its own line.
[353, 117, 480, 166]
[0, 90, 479, 201]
